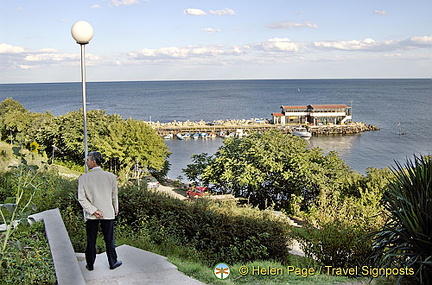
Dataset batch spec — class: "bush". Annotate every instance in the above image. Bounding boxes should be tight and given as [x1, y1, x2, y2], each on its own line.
[294, 181, 387, 269]
[118, 185, 291, 266]
[0, 222, 56, 284]
[295, 219, 374, 268]
[0, 149, 84, 255]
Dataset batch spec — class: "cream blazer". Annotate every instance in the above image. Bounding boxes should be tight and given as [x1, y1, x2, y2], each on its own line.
[78, 167, 119, 220]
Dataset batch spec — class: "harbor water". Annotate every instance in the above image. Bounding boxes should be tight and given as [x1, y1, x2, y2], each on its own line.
[1, 79, 431, 179]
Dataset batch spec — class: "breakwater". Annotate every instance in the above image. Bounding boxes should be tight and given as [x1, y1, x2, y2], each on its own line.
[308, 122, 379, 136]
[147, 119, 379, 137]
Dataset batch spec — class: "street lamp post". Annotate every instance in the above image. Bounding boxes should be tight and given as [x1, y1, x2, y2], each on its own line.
[71, 21, 94, 172]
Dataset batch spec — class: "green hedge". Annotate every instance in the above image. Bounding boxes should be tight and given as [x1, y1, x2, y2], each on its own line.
[118, 186, 291, 266]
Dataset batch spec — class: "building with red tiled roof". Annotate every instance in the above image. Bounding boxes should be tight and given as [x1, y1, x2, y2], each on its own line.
[272, 104, 352, 126]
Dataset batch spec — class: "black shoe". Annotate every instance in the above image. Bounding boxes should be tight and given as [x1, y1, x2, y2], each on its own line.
[110, 260, 122, 270]
[86, 264, 94, 271]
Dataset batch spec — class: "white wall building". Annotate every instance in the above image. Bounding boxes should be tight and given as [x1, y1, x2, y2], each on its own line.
[272, 104, 352, 126]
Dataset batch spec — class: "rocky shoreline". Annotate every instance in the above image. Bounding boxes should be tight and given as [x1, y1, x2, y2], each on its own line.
[146, 119, 379, 137]
[307, 122, 379, 136]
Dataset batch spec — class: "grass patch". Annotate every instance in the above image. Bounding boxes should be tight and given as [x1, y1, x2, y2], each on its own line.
[168, 257, 373, 285]
[172, 188, 188, 196]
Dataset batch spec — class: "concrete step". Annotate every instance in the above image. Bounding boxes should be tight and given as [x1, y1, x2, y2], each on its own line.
[78, 244, 204, 285]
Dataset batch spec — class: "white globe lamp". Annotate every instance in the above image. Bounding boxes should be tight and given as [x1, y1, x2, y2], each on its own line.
[71, 21, 94, 45]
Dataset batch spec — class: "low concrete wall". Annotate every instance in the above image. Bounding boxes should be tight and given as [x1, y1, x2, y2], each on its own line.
[30, 208, 86, 285]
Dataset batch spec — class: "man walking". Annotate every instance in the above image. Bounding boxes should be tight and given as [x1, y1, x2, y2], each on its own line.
[78, 151, 122, 271]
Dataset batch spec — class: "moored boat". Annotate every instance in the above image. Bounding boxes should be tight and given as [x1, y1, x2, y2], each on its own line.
[292, 127, 312, 139]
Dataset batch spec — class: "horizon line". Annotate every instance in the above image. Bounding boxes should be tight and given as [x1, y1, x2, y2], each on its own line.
[0, 77, 430, 85]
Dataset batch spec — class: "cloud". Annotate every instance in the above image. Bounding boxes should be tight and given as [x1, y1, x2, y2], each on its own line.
[109, 0, 139, 7]
[0, 43, 25, 54]
[254, 38, 301, 52]
[402, 36, 432, 47]
[91, 4, 102, 9]
[184, 8, 235, 16]
[202, 28, 221, 33]
[383, 53, 402, 58]
[313, 38, 384, 51]
[373, 10, 387, 15]
[209, 8, 235, 16]
[39, 48, 58, 53]
[183, 8, 207, 16]
[19, 65, 35, 70]
[124, 35, 432, 66]
[267, 22, 318, 30]
[25, 53, 78, 62]
[312, 36, 432, 52]
[130, 45, 225, 60]
[3, 35, 431, 79]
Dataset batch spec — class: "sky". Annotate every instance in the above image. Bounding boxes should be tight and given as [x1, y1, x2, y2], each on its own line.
[1, 0, 431, 83]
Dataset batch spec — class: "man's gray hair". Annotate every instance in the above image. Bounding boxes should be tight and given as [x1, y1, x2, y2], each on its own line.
[88, 151, 103, 166]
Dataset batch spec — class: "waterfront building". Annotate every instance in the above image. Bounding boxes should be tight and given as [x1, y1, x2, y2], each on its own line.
[272, 104, 352, 126]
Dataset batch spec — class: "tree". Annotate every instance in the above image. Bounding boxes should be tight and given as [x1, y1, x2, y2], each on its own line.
[182, 153, 213, 185]
[120, 119, 170, 180]
[0, 98, 31, 144]
[91, 119, 126, 172]
[52, 110, 170, 176]
[149, 159, 171, 183]
[201, 130, 352, 210]
[0, 98, 171, 180]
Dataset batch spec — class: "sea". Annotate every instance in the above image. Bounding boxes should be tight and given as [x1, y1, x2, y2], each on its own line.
[1, 79, 431, 180]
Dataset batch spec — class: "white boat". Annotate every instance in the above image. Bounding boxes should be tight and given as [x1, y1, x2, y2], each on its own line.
[193, 133, 200, 139]
[176, 133, 184, 140]
[201, 133, 208, 138]
[163, 134, 173, 139]
[292, 127, 312, 139]
[219, 131, 227, 138]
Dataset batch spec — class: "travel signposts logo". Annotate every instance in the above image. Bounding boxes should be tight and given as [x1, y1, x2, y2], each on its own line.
[214, 263, 230, 280]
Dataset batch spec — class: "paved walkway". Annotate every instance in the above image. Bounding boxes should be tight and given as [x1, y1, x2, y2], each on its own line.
[155, 185, 187, 200]
[78, 245, 205, 285]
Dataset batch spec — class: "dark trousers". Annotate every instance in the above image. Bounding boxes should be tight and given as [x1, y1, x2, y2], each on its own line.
[85, 219, 118, 268]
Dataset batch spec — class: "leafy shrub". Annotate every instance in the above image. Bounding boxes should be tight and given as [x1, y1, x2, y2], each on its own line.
[295, 219, 374, 268]
[0, 222, 56, 284]
[0, 157, 79, 215]
[0, 148, 84, 254]
[294, 179, 387, 269]
[118, 185, 291, 266]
